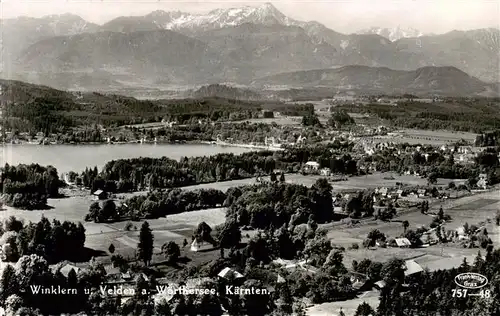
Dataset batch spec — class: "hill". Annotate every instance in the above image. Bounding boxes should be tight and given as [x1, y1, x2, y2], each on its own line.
[0, 14, 99, 68]
[252, 65, 495, 96]
[11, 30, 227, 88]
[186, 84, 264, 100]
[0, 80, 269, 133]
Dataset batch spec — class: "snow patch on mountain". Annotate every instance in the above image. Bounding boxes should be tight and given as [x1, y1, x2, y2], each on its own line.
[358, 26, 424, 41]
[146, 2, 313, 31]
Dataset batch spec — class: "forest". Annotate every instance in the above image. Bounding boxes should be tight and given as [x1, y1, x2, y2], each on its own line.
[0, 163, 62, 209]
[336, 98, 500, 133]
[78, 141, 355, 193]
[0, 215, 86, 263]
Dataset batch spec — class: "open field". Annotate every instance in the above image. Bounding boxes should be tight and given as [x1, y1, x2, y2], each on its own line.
[119, 172, 454, 202]
[242, 116, 302, 126]
[307, 291, 379, 316]
[84, 207, 227, 263]
[400, 129, 478, 142]
[362, 129, 478, 146]
[2, 173, 496, 281]
[329, 188, 500, 274]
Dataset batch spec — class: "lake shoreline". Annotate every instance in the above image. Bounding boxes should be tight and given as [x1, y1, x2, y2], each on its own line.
[1, 142, 256, 174]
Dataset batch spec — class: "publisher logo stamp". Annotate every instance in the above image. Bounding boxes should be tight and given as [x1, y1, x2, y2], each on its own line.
[454, 273, 488, 290]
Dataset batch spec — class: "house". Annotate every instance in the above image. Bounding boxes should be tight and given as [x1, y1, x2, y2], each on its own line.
[296, 135, 307, 144]
[396, 189, 404, 198]
[477, 173, 488, 189]
[378, 187, 388, 197]
[274, 259, 318, 275]
[420, 230, 439, 245]
[121, 272, 132, 281]
[349, 272, 371, 291]
[93, 189, 107, 200]
[405, 260, 424, 276]
[304, 161, 320, 172]
[286, 261, 318, 274]
[190, 239, 214, 252]
[394, 238, 412, 248]
[320, 168, 331, 176]
[218, 267, 244, 280]
[52, 263, 83, 278]
[417, 189, 426, 198]
[374, 280, 386, 291]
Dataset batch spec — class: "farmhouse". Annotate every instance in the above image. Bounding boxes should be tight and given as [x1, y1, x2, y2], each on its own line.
[304, 161, 320, 172]
[190, 239, 214, 252]
[320, 168, 331, 176]
[378, 187, 388, 197]
[59, 263, 81, 277]
[218, 267, 244, 280]
[394, 238, 412, 248]
[420, 230, 439, 245]
[93, 189, 107, 200]
[477, 173, 488, 189]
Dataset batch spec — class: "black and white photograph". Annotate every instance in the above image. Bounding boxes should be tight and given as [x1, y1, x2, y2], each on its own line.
[0, 0, 499, 315]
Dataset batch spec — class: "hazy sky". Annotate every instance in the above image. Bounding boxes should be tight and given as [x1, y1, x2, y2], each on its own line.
[1, 0, 499, 34]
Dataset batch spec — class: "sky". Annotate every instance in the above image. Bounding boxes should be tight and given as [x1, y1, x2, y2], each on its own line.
[1, 0, 499, 34]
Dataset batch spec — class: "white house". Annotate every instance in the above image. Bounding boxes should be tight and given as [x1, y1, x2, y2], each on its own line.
[218, 267, 244, 280]
[394, 238, 412, 248]
[190, 239, 214, 252]
[477, 173, 488, 189]
[320, 168, 331, 176]
[304, 161, 320, 173]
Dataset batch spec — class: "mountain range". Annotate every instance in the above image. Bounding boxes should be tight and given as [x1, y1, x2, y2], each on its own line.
[357, 27, 425, 42]
[1, 3, 499, 96]
[253, 65, 498, 97]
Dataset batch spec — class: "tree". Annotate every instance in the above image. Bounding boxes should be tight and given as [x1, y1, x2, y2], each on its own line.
[162, 241, 180, 264]
[279, 173, 285, 183]
[0, 265, 18, 305]
[310, 178, 334, 223]
[217, 220, 241, 258]
[354, 302, 376, 316]
[108, 243, 115, 254]
[194, 222, 216, 246]
[270, 172, 277, 182]
[301, 114, 321, 127]
[402, 221, 409, 234]
[86, 202, 101, 222]
[137, 222, 154, 266]
[427, 173, 438, 185]
[329, 111, 355, 129]
[438, 207, 444, 221]
[101, 200, 117, 221]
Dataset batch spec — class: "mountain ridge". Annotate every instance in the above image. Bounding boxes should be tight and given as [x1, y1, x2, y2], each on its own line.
[252, 65, 497, 96]
[2, 3, 499, 91]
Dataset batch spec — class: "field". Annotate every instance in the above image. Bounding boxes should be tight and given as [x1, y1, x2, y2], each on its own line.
[364, 129, 478, 146]
[242, 116, 302, 126]
[328, 188, 500, 275]
[307, 291, 379, 316]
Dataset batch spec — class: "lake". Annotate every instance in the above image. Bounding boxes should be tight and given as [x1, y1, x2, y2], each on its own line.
[0, 143, 255, 173]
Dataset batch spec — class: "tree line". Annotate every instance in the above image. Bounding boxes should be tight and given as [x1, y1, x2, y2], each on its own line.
[77, 142, 355, 193]
[0, 215, 86, 263]
[0, 163, 62, 209]
[84, 188, 226, 223]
